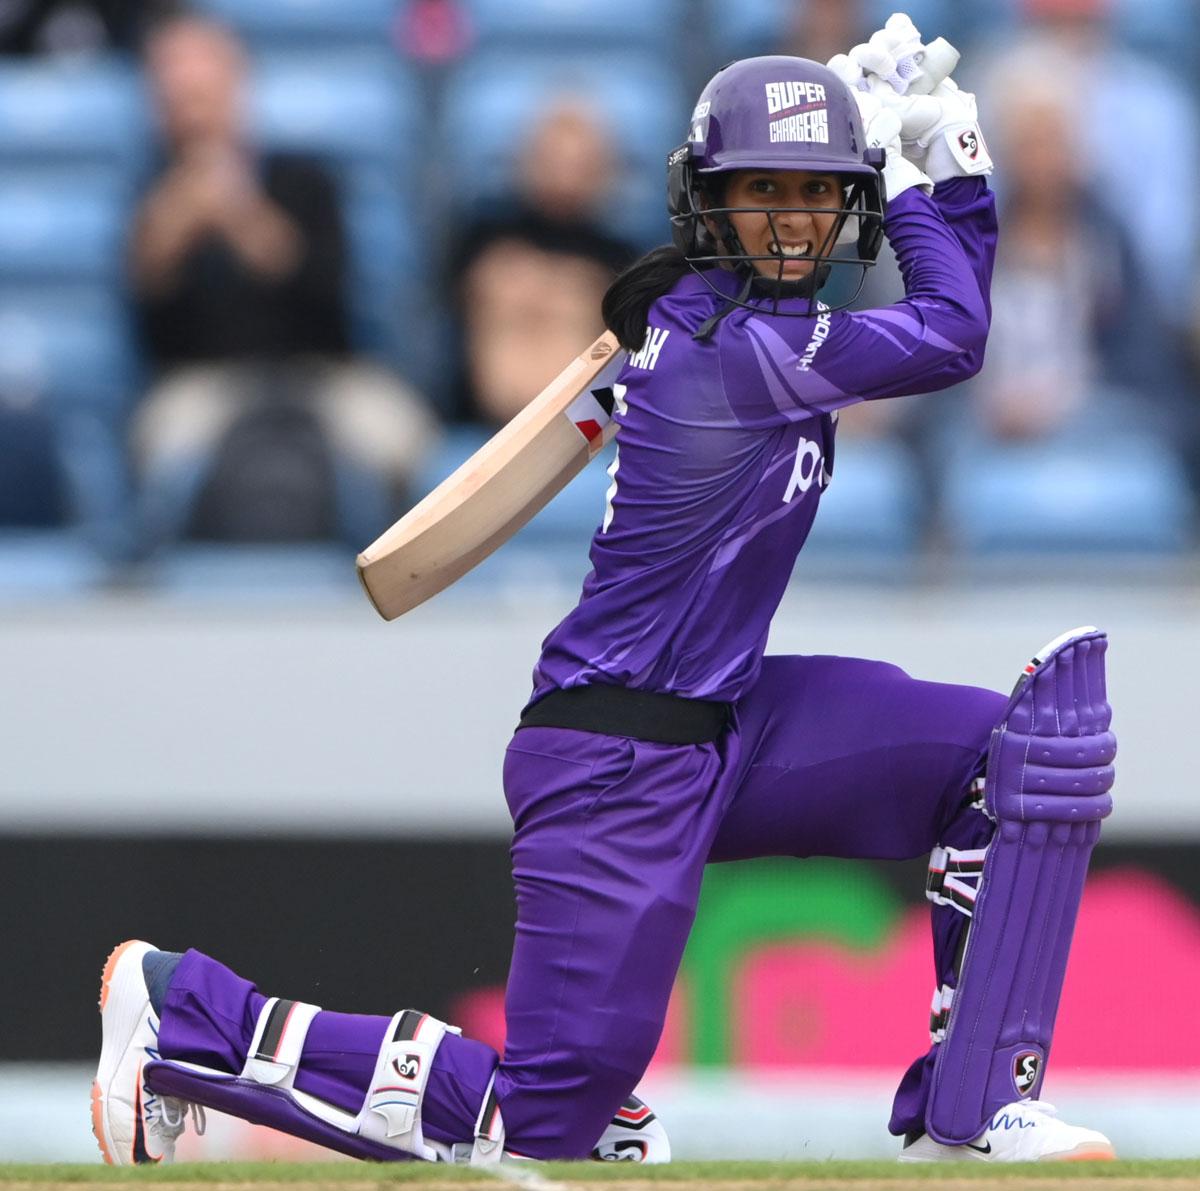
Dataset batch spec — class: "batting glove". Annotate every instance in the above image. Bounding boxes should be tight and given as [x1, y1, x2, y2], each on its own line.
[830, 12, 992, 184]
[851, 89, 932, 203]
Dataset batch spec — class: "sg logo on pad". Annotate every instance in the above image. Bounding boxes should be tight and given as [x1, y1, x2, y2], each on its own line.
[392, 1053, 421, 1081]
[1012, 1050, 1041, 1096]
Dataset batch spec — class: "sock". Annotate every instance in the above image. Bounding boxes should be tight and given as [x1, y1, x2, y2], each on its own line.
[142, 950, 184, 1017]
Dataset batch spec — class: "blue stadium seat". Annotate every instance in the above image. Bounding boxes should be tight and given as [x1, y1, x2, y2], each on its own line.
[0, 61, 146, 168]
[191, 0, 398, 47]
[460, 0, 681, 55]
[0, 294, 138, 406]
[710, 0, 963, 61]
[250, 54, 428, 372]
[803, 437, 924, 558]
[0, 172, 131, 282]
[252, 52, 419, 168]
[706, 0, 789, 58]
[441, 51, 686, 246]
[941, 434, 1194, 554]
[151, 544, 356, 595]
[0, 403, 67, 527]
[0, 294, 138, 547]
[864, 0, 955, 40]
[0, 531, 113, 593]
[1114, 0, 1198, 73]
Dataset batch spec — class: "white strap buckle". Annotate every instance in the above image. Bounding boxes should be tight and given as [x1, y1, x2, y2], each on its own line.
[241, 997, 321, 1089]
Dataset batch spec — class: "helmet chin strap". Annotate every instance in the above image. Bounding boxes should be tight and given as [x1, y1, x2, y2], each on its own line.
[748, 266, 831, 301]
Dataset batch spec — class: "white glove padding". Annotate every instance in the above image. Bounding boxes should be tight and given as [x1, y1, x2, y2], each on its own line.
[848, 14, 960, 97]
[831, 12, 991, 185]
[850, 89, 932, 203]
[884, 78, 992, 183]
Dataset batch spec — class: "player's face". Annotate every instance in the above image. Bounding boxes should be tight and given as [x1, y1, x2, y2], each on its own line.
[721, 169, 845, 280]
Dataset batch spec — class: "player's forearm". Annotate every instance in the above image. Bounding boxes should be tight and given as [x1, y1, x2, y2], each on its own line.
[930, 177, 997, 322]
[885, 184, 991, 355]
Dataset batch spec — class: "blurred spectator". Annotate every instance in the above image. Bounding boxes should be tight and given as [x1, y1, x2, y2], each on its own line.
[972, 0, 1199, 325]
[965, 79, 1170, 442]
[781, 0, 870, 66]
[130, 15, 436, 544]
[450, 98, 635, 425]
[0, 0, 177, 55]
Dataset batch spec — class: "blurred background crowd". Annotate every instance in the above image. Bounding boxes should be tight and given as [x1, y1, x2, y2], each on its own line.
[4, 3, 1199, 1161]
[0, 0, 1197, 592]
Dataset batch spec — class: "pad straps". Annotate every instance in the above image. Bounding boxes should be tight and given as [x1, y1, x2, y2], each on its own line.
[241, 997, 322, 1090]
[925, 845, 988, 918]
[356, 1009, 453, 1163]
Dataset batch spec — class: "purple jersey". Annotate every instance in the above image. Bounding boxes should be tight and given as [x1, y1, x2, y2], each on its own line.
[531, 178, 997, 705]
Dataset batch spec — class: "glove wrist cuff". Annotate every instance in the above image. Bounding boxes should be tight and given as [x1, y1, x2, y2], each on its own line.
[925, 122, 993, 183]
[883, 153, 934, 202]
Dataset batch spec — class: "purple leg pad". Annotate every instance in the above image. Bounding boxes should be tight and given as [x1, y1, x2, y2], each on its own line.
[926, 629, 1115, 1145]
[144, 1061, 413, 1163]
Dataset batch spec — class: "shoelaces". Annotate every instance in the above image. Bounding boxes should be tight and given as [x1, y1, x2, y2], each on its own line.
[152, 1095, 207, 1139]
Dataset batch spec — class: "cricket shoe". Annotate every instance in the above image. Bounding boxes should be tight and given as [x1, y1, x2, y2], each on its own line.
[899, 1100, 1115, 1162]
[92, 939, 204, 1165]
[590, 1095, 671, 1163]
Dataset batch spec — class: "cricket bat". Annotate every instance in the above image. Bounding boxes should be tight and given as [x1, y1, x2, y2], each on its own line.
[357, 332, 627, 620]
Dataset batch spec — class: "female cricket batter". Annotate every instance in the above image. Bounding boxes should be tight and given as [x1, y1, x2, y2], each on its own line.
[94, 16, 1117, 1168]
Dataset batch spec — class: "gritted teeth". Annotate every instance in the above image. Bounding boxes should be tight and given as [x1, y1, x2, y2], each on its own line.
[768, 241, 813, 257]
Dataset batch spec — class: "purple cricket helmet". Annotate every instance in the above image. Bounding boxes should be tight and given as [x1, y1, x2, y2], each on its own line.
[667, 55, 886, 311]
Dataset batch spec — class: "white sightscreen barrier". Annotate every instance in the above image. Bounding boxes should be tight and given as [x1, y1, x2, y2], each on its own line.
[0, 582, 1186, 837]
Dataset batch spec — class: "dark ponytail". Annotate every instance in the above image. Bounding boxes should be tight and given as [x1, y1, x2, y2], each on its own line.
[601, 245, 694, 351]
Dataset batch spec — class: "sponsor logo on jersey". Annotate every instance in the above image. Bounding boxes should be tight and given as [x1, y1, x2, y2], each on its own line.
[797, 302, 833, 372]
[1012, 1050, 1041, 1096]
[629, 325, 669, 371]
[782, 434, 829, 503]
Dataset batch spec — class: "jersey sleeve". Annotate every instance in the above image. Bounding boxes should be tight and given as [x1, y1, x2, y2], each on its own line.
[718, 179, 997, 428]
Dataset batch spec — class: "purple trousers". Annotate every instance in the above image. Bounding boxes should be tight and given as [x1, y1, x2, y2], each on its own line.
[157, 654, 1003, 1158]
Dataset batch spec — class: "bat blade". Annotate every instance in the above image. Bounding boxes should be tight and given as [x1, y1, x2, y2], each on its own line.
[357, 332, 626, 620]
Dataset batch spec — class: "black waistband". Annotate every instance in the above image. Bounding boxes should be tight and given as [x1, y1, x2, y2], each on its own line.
[518, 685, 731, 745]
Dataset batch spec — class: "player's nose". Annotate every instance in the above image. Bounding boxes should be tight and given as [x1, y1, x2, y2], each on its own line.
[774, 207, 814, 238]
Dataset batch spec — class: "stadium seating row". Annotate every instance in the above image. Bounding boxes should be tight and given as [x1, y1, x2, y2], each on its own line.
[186, 0, 1199, 72]
[0, 0, 1196, 591]
[3, 422, 1190, 597]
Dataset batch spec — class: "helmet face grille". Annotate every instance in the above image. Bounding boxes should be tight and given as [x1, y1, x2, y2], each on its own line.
[667, 55, 887, 318]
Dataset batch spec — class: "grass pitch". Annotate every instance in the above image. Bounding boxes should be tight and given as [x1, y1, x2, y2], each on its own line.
[2, 1162, 1200, 1191]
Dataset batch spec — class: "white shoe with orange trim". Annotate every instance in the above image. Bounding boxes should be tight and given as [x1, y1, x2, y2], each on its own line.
[590, 1094, 671, 1163]
[92, 939, 204, 1165]
[899, 1100, 1115, 1162]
